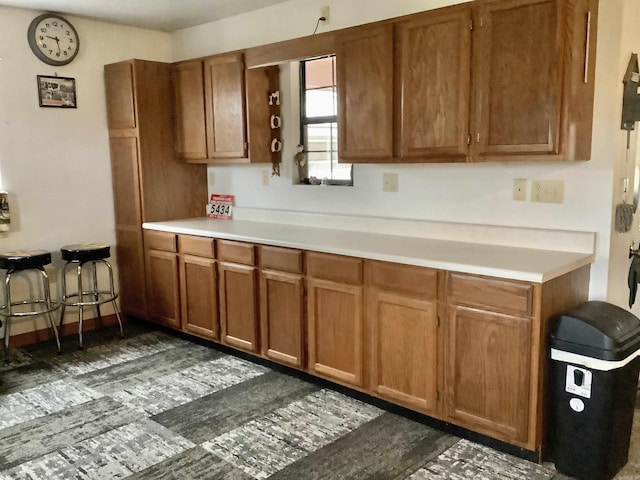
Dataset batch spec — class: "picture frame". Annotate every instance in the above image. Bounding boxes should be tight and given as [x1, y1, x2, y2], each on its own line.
[36, 75, 77, 108]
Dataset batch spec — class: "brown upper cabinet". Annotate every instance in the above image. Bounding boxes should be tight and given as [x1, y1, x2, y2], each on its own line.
[396, 6, 472, 162]
[173, 53, 278, 164]
[470, 0, 597, 162]
[173, 53, 248, 163]
[173, 60, 208, 161]
[337, 0, 597, 163]
[337, 24, 394, 162]
[205, 53, 248, 160]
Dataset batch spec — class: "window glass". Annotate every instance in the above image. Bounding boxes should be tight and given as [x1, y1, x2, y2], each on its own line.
[299, 55, 352, 186]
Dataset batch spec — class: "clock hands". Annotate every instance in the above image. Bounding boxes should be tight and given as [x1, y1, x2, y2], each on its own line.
[44, 35, 61, 53]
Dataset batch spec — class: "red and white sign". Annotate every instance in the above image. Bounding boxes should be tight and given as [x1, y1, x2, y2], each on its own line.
[207, 194, 235, 219]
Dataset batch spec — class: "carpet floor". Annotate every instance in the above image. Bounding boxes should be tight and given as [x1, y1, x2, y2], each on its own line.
[0, 323, 634, 479]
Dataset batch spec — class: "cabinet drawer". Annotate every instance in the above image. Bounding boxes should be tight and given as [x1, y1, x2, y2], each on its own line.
[365, 260, 438, 299]
[447, 273, 534, 317]
[259, 245, 303, 274]
[179, 235, 215, 258]
[306, 252, 362, 285]
[217, 239, 255, 265]
[144, 230, 177, 252]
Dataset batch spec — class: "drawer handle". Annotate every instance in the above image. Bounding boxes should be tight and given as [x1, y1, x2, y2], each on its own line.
[583, 11, 592, 84]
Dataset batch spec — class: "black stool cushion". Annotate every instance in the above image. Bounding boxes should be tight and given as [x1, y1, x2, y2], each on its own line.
[61, 243, 111, 263]
[0, 250, 51, 271]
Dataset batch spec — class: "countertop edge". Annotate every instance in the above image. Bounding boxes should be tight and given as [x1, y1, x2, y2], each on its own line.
[142, 221, 595, 284]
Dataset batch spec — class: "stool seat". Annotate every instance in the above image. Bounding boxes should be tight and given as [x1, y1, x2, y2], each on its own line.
[0, 249, 60, 362]
[61, 243, 110, 263]
[0, 250, 51, 271]
[59, 243, 123, 348]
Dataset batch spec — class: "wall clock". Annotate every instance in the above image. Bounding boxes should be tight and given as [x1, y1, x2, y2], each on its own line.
[27, 14, 79, 66]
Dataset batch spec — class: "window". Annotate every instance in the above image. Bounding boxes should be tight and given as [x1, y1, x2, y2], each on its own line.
[299, 55, 352, 185]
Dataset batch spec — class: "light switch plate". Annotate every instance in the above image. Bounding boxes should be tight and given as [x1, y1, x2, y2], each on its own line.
[262, 170, 270, 186]
[382, 173, 398, 192]
[532, 180, 564, 203]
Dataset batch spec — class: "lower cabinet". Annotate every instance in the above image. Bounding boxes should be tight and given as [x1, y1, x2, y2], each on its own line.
[139, 229, 590, 455]
[445, 305, 532, 444]
[179, 235, 218, 340]
[259, 245, 305, 368]
[444, 272, 535, 446]
[306, 252, 364, 387]
[217, 240, 259, 353]
[366, 261, 440, 415]
[144, 232, 181, 329]
[116, 227, 147, 318]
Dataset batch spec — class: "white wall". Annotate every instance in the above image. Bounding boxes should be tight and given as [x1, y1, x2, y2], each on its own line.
[0, 0, 632, 341]
[172, 0, 620, 303]
[0, 6, 171, 336]
[608, 0, 640, 313]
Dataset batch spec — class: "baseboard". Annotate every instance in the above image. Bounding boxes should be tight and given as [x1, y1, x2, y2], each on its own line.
[7, 314, 122, 348]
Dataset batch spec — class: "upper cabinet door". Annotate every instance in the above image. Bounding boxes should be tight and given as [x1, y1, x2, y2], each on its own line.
[105, 62, 136, 130]
[204, 53, 248, 160]
[338, 24, 394, 162]
[173, 60, 208, 161]
[471, 0, 562, 160]
[396, 7, 472, 161]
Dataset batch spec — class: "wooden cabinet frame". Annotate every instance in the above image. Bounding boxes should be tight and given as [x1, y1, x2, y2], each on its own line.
[180, 254, 218, 340]
[218, 261, 259, 353]
[145, 248, 181, 329]
[445, 305, 532, 443]
[307, 277, 364, 386]
[136, 230, 590, 457]
[369, 290, 439, 414]
[259, 270, 305, 368]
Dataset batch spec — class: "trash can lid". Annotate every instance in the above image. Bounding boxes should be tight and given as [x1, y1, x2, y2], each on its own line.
[551, 301, 640, 361]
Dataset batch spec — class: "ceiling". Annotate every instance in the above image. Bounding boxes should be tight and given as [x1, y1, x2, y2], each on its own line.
[0, 0, 292, 31]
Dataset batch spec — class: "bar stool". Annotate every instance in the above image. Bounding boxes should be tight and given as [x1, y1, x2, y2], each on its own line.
[0, 250, 61, 362]
[59, 243, 123, 348]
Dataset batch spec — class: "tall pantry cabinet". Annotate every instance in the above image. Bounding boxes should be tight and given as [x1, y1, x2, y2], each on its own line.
[105, 60, 207, 319]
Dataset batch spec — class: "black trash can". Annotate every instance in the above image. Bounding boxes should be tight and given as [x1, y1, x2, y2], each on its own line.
[550, 301, 640, 480]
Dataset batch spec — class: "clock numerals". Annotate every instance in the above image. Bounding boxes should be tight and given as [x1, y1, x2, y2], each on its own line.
[29, 14, 79, 65]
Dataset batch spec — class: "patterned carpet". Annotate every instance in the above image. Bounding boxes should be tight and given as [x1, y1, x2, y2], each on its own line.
[0, 322, 631, 479]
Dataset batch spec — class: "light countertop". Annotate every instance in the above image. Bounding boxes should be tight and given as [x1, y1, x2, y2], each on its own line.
[142, 217, 594, 283]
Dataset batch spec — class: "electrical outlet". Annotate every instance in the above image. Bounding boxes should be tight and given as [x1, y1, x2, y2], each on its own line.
[532, 180, 564, 203]
[262, 170, 270, 186]
[382, 172, 398, 192]
[208, 171, 215, 186]
[320, 6, 330, 24]
[513, 178, 527, 201]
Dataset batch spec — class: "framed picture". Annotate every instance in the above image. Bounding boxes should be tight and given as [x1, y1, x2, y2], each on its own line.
[36, 75, 77, 108]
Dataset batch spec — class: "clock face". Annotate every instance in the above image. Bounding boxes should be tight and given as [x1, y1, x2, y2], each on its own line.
[27, 14, 79, 66]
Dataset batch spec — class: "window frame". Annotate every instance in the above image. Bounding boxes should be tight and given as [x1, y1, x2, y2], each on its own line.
[299, 55, 353, 186]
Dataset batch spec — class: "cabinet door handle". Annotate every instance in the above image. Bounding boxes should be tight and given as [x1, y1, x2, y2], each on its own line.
[583, 11, 592, 84]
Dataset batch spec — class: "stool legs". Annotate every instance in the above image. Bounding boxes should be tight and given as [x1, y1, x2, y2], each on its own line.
[77, 262, 84, 348]
[4, 271, 13, 363]
[60, 259, 123, 349]
[103, 260, 124, 339]
[3, 268, 61, 363]
[39, 268, 61, 355]
[93, 262, 101, 321]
